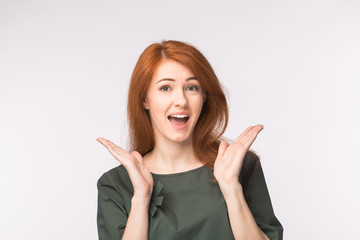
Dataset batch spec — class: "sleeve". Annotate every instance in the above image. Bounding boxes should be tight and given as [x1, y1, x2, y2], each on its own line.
[242, 159, 284, 240]
[97, 172, 128, 240]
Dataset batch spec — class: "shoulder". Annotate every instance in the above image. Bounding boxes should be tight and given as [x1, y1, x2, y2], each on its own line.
[97, 165, 132, 214]
[243, 150, 260, 170]
[97, 164, 130, 188]
[239, 150, 261, 186]
[96, 164, 134, 206]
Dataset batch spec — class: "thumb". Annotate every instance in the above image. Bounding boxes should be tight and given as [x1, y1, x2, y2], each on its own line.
[131, 151, 144, 164]
[217, 140, 228, 159]
[131, 151, 150, 174]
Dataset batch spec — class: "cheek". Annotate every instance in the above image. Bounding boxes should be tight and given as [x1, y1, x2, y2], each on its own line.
[149, 97, 166, 111]
[146, 90, 162, 110]
[191, 97, 205, 115]
[147, 97, 167, 119]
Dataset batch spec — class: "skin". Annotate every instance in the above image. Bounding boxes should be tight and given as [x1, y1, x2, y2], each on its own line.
[142, 59, 206, 173]
[97, 59, 269, 240]
[215, 126, 270, 240]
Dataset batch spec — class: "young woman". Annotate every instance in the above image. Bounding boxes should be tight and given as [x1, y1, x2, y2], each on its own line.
[96, 40, 283, 240]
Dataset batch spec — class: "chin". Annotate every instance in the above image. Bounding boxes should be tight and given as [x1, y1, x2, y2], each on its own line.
[167, 133, 192, 143]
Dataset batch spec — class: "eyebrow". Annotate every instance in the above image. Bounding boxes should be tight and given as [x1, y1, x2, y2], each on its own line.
[156, 76, 198, 84]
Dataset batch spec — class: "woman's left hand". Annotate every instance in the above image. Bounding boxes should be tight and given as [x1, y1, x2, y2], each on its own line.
[214, 124, 264, 188]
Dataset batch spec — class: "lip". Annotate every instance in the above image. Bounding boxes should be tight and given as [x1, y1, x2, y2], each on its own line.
[169, 119, 189, 130]
[167, 111, 190, 130]
[168, 111, 190, 117]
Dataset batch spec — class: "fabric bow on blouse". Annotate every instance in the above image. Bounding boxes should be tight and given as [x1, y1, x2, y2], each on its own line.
[149, 180, 164, 217]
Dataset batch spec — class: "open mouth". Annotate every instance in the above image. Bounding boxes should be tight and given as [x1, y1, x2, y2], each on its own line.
[167, 114, 190, 126]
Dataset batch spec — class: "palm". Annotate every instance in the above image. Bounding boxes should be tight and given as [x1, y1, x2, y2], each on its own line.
[97, 137, 154, 197]
[214, 124, 263, 185]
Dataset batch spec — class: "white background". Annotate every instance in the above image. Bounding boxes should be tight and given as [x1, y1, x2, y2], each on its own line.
[1, 0, 359, 239]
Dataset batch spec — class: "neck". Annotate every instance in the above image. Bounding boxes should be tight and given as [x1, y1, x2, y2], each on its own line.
[144, 138, 203, 174]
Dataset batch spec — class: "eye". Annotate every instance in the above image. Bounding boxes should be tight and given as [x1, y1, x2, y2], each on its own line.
[160, 85, 171, 92]
[186, 85, 199, 91]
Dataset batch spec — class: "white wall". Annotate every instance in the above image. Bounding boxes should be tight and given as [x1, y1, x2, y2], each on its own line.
[1, 0, 359, 239]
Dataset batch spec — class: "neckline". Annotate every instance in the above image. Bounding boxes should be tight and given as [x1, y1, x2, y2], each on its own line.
[150, 164, 207, 177]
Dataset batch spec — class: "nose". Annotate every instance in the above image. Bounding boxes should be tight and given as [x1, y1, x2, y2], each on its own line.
[173, 88, 189, 108]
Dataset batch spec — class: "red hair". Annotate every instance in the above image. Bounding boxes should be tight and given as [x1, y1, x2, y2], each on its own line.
[127, 40, 259, 182]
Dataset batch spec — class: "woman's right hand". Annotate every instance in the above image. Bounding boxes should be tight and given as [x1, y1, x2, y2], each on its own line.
[96, 137, 154, 200]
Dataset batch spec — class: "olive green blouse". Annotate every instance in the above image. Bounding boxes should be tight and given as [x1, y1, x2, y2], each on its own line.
[97, 157, 283, 240]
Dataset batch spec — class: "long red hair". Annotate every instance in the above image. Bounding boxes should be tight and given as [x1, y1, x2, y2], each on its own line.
[127, 40, 259, 182]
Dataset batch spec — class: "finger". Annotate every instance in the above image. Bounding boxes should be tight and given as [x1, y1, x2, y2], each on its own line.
[245, 124, 263, 142]
[217, 140, 228, 159]
[233, 126, 256, 144]
[98, 138, 133, 165]
[97, 138, 119, 154]
[107, 141, 136, 165]
[101, 139, 128, 157]
[107, 140, 127, 155]
[234, 124, 263, 144]
[96, 137, 108, 146]
[239, 124, 264, 149]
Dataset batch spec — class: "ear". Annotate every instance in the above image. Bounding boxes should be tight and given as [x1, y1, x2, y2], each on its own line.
[143, 97, 150, 110]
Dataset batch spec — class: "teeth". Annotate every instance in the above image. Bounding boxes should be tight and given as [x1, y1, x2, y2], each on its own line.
[170, 115, 189, 118]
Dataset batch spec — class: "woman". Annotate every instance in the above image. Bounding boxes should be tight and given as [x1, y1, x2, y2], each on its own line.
[96, 40, 283, 240]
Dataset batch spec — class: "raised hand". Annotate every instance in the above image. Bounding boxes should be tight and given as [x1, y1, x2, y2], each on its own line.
[96, 137, 154, 200]
[214, 124, 264, 187]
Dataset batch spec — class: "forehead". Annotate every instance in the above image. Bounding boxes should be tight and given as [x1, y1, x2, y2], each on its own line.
[152, 59, 195, 80]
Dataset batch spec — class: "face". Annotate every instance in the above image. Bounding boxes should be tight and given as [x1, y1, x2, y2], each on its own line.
[143, 59, 206, 144]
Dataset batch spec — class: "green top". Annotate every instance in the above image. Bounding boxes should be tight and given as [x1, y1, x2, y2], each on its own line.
[97, 158, 283, 240]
